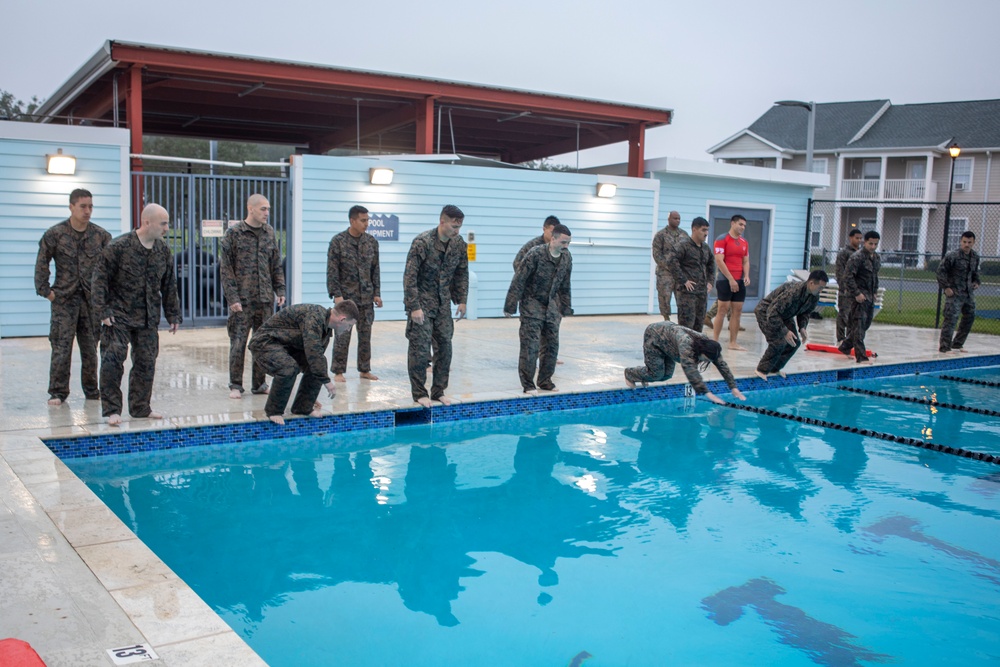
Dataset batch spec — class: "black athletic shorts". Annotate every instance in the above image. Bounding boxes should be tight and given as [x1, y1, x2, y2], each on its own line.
[716, 278, 747, 303]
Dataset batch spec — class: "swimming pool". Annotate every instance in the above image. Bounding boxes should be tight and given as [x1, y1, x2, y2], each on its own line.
[67, 369, 1000, 667]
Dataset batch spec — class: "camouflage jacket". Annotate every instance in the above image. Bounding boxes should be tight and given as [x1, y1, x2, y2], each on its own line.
[669, 237, 714, 289]
[841, 248, 880, 301]
[248, 304, 333, 385]
[92, 232, 181, 329]
[652, 225, 689, 275]
[34, 219, 112, 299]
[504, 245, 573, 322]
[754, 281, 820, 338]
[220, 221, 285, 307]
[937, 249, 980, 294]
[403, 229, 469, 315]
[513, 235, 545, 271]
[835, 244, 857, 285]
[327, 230, 380, 303]
[645, 322, 737, 395]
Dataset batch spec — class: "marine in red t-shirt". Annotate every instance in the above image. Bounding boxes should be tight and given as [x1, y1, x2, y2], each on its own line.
[712, 215, 750, 350]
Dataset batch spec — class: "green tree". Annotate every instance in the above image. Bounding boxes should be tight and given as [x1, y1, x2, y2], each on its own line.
[141, 136, 294, 175]
[0, 89, 44, 120]
[520, 158, 575, 172]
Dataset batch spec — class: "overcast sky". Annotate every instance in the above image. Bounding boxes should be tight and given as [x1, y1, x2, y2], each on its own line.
[4, 0, 999, 167]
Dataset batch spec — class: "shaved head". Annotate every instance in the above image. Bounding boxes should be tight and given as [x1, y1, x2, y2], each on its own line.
[248, 193, 268, 208]
[141, 203, 168, 223]
[246, 194, 271, 227]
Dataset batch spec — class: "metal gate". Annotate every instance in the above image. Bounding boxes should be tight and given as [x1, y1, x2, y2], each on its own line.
[130, 172, 292, 327]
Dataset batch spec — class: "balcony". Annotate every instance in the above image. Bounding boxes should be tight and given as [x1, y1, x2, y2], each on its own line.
[839, 179, 938, 201]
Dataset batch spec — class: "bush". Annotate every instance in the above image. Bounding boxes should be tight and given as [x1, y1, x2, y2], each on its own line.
[810, 253, 825, 268]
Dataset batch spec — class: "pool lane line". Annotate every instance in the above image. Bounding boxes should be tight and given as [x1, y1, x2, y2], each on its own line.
[722, 401, 1000, 465]
[836, 385, 1000, 418]
[939, 374, 1000, 389]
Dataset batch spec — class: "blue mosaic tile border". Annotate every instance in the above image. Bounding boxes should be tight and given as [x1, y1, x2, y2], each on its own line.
[43, 353, 1000, 459]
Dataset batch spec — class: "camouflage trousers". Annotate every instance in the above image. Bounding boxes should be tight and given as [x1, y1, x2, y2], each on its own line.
[331, 303, 374, 374]
[939, 292, 975, 352]
[838, 299, 875, 362]
[48, 293, 100, 401]
[99, 324, 159, 418]
[250, 341, 324, 417]
[655, 270, 675, 319]
[674, 289, 708, 332]
[518, 316, 560, 391]
[755, 312, 802, 374]
[228, 302, 273, 393]
[836, 291, 853, 343]
[406, 313, 454, 401]
[624, 328, 675, 384]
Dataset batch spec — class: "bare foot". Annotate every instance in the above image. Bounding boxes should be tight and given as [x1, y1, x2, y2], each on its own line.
[754, 370, 768, 381]
[437, 395, 454, 406]
[147, 412, 164, 420]
[314, 401, 322, 411]
[268, 415, 285, 425]
[728, 344, 748, 351]
[47, 397, 63, 406]
[625, 377, 636, 389]
[108, 414, 122, 426]
[229, 389, 243, 399]
[309, 409, 324, 417]
[416, 397, 433, 408]
[556, 360, 564, 366]
[774, 370, 787, 379]
[359, 372, 379, 381]
[956, 348, 968, 353]
[334, 374, 346, 383]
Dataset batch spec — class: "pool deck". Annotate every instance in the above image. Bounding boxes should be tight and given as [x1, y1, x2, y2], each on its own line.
[0, 314, 994, 666]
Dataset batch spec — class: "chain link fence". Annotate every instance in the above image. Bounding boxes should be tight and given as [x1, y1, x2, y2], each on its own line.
[807, 200, 1000, 336]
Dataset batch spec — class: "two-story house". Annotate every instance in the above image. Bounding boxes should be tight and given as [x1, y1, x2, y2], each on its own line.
[708, 99, 1000, 266]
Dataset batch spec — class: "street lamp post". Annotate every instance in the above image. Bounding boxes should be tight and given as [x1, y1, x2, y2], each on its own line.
[776, 100, 817, 268]
[934, 142, 962, 328]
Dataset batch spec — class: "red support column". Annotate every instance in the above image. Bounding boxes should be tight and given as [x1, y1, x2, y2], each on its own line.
[415, 96, 435, 154]
[627, 122, 646, 178]
[126, 65, 144, 228]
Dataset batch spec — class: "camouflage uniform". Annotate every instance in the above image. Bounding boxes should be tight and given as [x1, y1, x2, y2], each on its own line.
[504, 245, 573, 391]
[669, 236, 713, 331]
[248, 304, 333, 417]
[837, 248, 880, 362]
[754, 281, 820, 374]
[624, 322, 738, 395]
[403, 228, 469, 401]
[513, 235, 545, 271]
[327, 230, 380, 373]
[220, 221, 286, 393]
[652, 225, 689, 318]
[937, 248, 980, 352]
[834, 243, 858, 343]
[92, 232, 181, 417]
[34, 219, 111, 401]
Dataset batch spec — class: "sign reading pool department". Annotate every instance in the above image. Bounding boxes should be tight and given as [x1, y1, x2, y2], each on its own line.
[366, 214, 399, 241]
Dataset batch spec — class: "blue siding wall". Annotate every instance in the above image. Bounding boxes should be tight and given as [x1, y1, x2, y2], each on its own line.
[656, 172, 813, 293]
[0, 125, 129, 338]
[298, 156, 658, 320]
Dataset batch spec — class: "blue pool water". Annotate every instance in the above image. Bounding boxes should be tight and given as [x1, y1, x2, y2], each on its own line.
[69, 371, 1000, 667]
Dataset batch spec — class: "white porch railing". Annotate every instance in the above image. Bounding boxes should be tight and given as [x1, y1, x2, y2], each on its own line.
[840, 178, 938, 201]
[840, 179, 880, 199]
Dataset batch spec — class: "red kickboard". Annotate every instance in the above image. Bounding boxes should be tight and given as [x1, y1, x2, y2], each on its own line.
[0, 639, 47, 666]
[806, 343, 875, 358]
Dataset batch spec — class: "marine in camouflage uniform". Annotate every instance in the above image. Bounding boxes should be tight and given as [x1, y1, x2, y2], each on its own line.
[34, 189, 111, 403]
[936, 235, 981, 352]
[248, 303, 356, 418]
[652, 211, 689, 319]
[834, 233, 861, 343]
[669, 219, 713, 332]
[837, 235, 881, 362]
[754, 276, 825, 375]
[624, 322, 738, 396]
[220, 195, 286, 395]
[504, 229, 573, 392]
[403, 206, 469, 402]
[92, 205, 181, 418]
[512, 215, 560, 271]
[327, 207, 381, 375]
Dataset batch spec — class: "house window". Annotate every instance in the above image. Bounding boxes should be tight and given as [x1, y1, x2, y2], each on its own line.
[857, 218, 876, 234]
[901, 217, 920, 252]
[946, 217, 968, 251]
[810, 158, 828, 174]
[862, 160, 881, 179]
[952, 158, 973, 192]
[736, 159, 755, 166]
[811, 214, 824, 248]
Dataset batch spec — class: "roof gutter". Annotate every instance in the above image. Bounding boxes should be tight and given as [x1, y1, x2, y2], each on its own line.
[37, 41, 117, 123]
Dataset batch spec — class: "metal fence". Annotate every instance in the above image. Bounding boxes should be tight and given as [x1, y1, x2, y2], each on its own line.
[807, 199, 1000, 336]
[131, 172, 291, 327]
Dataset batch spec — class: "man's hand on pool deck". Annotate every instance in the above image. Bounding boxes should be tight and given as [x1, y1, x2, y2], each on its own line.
[731, 388, 747, 401]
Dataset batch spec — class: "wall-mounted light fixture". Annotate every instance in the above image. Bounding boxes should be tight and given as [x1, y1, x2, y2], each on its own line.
[46, 148, 76, 175]
[369, 167, 394, 185]
[596, 182, 617, 198]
